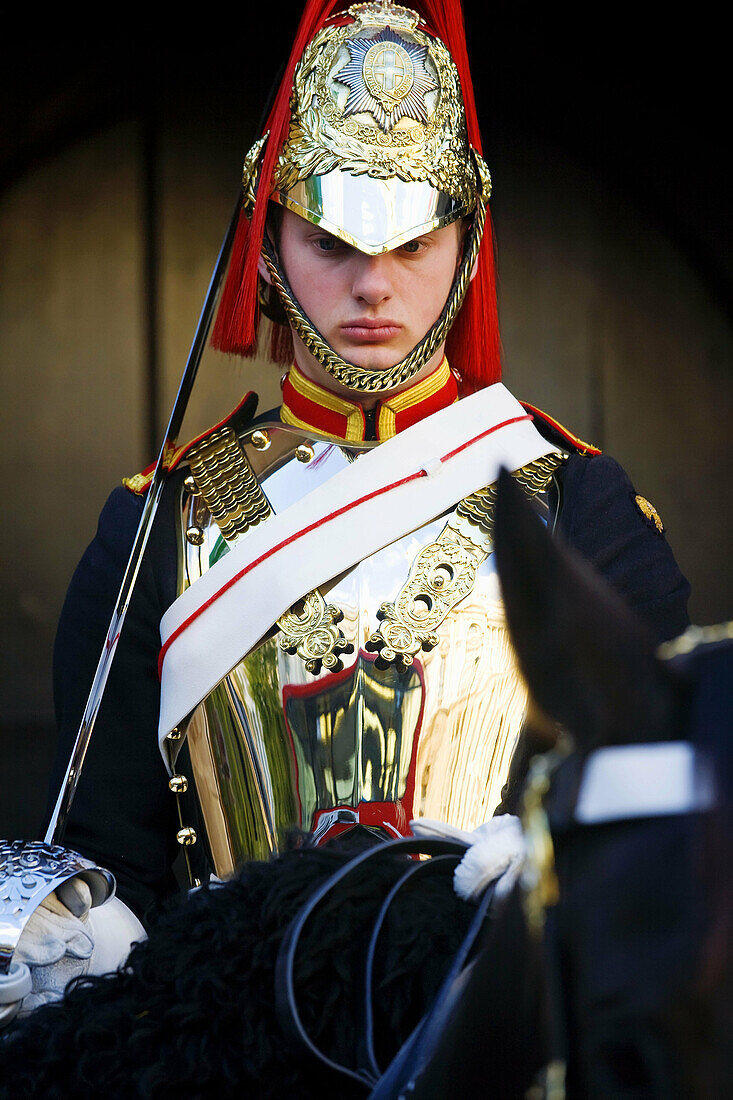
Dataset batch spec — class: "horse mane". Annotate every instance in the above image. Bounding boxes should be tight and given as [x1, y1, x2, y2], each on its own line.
[0, 840, 475, 1098]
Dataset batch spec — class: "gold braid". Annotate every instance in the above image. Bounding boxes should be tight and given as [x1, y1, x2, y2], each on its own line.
[260, 196, 486, 394]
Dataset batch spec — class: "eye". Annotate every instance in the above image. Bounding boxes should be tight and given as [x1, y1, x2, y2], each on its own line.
[401, 239, 423, 254]
[313, 235, 341, 252]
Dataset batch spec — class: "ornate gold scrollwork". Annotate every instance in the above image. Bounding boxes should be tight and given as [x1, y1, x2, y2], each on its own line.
[366, 454, 565, 667]
[277, 591, 354, 674]
[186, 429, 351, 674]
[366, 530, 485, 667]
[271, 4, 478, 208]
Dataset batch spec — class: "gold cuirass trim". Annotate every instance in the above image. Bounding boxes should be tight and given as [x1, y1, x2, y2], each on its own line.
[366, 453, 565, 667]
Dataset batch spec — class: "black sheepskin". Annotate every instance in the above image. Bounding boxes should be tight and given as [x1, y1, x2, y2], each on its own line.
[0, 840, 475, 1099]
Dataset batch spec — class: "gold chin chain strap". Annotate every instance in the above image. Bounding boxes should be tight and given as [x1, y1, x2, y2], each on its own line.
[186, 427, 353, 675]
[259, 193, 486, 395]
[366, 453, 566, 668]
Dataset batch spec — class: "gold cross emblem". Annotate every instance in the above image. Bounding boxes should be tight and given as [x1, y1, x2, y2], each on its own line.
[363, 42, 414, 104]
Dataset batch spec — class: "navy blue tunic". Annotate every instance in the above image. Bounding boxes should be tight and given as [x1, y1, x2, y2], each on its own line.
[49, 438, 690, 921]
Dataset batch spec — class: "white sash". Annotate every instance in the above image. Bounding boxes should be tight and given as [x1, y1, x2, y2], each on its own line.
[158, 383, 560, 747]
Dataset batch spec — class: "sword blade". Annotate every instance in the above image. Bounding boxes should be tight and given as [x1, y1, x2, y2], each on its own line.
[45, 196, 242, 845]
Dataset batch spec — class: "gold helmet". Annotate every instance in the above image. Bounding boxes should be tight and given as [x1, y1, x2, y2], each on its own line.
[264, 2, 490, 255]
[213, 1, 500, 395]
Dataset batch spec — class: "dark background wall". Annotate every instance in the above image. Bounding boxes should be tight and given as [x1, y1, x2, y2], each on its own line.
[1, 9, 731, 841]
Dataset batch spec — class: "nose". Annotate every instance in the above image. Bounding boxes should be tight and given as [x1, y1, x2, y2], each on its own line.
[350, 253, 394, 305]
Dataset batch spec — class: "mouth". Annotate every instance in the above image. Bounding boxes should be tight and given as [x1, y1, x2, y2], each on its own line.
[339, 318, 402, 344]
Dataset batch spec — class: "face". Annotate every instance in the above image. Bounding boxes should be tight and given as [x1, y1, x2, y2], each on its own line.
[259, 208, 464, 406]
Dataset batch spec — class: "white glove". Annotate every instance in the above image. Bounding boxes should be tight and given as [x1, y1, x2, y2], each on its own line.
[3, 876, 146, 1021]
[410, 815, 526, 901]
[14, 878, 95, 1015]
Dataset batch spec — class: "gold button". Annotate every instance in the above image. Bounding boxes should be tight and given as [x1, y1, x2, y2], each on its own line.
[168, 774, 188, 793]
[166, 727, 183, 741]
[183, 475, 199, 495]
[251, 430, 271, 451]
[186, 526, 205, 545]
[177, 827, 197, 846]
[295, 443, 314, 463]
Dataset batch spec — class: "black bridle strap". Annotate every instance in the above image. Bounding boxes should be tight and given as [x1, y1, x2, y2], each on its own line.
[274, 837, 469, 1088]
[363, 853, 461, 1079]
[368, 876, 499, 1099]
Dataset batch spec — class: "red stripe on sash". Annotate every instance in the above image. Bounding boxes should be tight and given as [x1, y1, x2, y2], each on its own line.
[158, 414, 532, 680]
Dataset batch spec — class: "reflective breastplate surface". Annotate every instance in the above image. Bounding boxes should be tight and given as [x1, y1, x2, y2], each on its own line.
[177, 423, 558, 875]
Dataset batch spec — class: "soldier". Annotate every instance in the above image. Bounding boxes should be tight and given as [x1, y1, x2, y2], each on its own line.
[7, 0, 689, 1018]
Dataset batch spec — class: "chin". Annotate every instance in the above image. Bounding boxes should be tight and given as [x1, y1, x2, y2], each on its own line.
[339, 344, 407, 371]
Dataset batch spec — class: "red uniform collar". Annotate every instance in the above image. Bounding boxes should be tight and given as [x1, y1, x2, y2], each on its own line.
[281, 358, 458, 442]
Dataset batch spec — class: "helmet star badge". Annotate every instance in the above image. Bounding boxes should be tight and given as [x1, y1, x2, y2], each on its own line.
[338, 25, 438, 131]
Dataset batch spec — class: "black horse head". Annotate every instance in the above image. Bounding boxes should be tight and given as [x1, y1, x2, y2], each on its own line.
[413, 468, 733, 1100]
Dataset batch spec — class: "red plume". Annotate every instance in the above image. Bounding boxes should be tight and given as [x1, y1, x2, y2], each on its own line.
[212, 0, 501, 392]
[411, 1, 501, 391]
[211, 0, 342, 356]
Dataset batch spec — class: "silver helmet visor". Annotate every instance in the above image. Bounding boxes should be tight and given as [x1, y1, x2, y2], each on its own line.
[272, 169, 470, 255]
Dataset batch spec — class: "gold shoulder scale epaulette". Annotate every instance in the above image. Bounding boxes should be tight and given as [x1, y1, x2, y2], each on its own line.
[122, 391, 258, 496]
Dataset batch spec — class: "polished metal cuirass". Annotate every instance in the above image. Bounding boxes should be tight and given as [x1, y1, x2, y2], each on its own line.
[175, 421, 561, 877]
